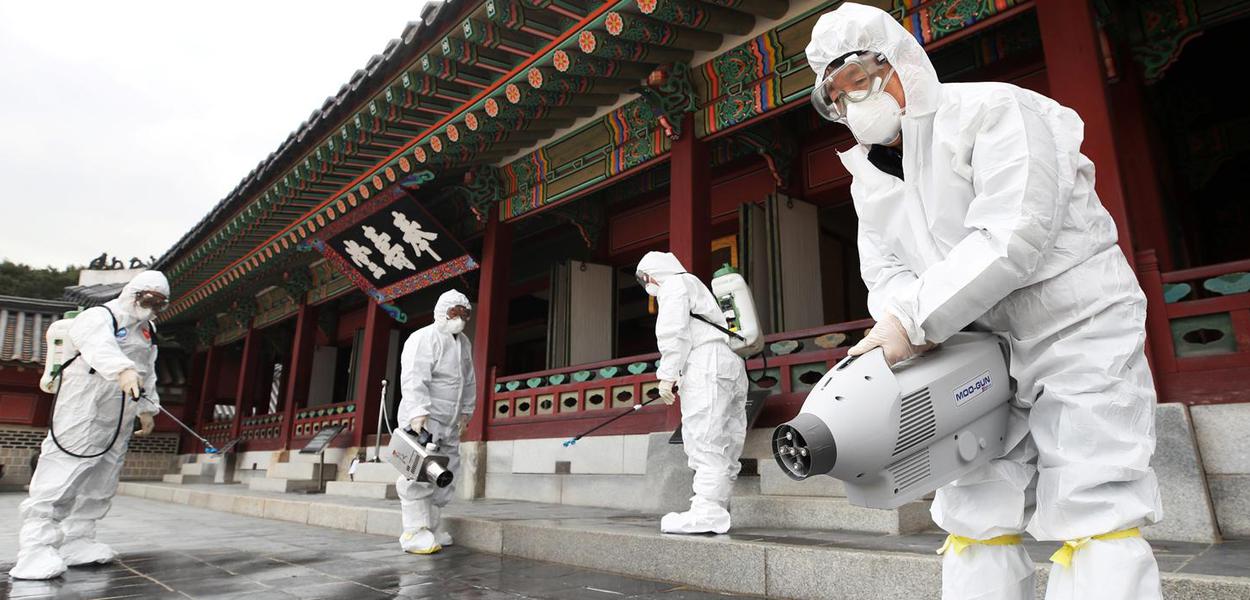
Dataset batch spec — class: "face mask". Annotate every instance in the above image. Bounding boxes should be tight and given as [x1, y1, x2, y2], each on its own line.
[845, 90, 902, 146]
[441, 317, 466, 335]
[644, 283, 660, 297]
[133, 307, 155, 322]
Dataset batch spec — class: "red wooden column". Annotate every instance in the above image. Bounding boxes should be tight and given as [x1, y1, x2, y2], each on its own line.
[667, 114, 712, 428]
[230, 328, 260, 439]
[1035, 0, 1135, 265]
[466, 209, 513, 442]
[1110, 70, 1174, 271]
[195, 344, 221, 452]
[177, 350, 207, 452]
[280, 301, 319, 448]
[669, 114, 712, 281]
[351, 302, 393, 447]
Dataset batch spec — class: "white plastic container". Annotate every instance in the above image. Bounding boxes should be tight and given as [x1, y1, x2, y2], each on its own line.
[39, 312, 80, 394]
[710, 264, 764, 358]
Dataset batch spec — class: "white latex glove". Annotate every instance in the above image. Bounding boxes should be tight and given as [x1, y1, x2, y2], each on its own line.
[848, 312, 934, 366]
[658, 380, 677, 405]
[117, 368, 142, 399]
[408, 415, 428, 433]
[136, 413, 155, 437]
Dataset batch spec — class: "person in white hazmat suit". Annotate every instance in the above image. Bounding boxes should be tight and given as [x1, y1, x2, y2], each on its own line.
[636, 251, 748, 534]
[395, 289, 476, 554]
[807, 4, 1163, 599]
[10, 271, 169, 580]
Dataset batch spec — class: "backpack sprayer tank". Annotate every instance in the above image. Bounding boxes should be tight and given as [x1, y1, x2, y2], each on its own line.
[772, 332, 1013, 510]
[39, 312, 81, 394]
[709, 265, 764, 358]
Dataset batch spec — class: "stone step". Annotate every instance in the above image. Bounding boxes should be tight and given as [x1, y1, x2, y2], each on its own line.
[348, 462, 400, 484]
[180, 462, 215, 477]
[248, 477, 324, 493]
[325, 481, 398, 500]
[162, 473, 214, 485]
[232, 469, 266, 484]
[267, 461, 336, 481]
[760, 463, 846, 497]
[117, 482, 1250, 600]
[731, 494, 934, 535]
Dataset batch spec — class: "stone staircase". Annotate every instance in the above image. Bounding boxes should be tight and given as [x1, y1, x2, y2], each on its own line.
[161, 460, 217, 485]
[324, 461, 398, 499]
[248, 455, 337, 493]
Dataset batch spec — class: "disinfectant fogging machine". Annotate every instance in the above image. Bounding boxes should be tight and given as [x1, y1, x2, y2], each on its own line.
[386, 427, 454, 488]
[772, 332, 1014, 510]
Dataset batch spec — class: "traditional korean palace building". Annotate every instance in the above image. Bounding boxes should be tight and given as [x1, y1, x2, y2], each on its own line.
[13, 0, 1247, 541]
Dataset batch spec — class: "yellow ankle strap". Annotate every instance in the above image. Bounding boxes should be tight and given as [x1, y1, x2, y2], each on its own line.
[937, 533, 1023, 556]
[1049, 528, 1141, 568]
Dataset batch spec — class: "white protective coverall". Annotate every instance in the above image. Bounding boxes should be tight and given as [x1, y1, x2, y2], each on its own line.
[10, 271, 166, 580]
[637, 252, 748, 534]
[395, 289, 476, 554]
[807, 5, 1162, 600]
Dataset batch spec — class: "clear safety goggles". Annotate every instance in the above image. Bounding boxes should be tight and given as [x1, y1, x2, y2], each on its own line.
[446, 305, 472, 321]
[810, 51, 894, 122]
[135, 291, 169, 311]
[635, 272, 653, 289]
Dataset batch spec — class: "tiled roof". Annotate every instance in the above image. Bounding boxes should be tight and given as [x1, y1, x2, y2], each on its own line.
[62, 282, 127, 307]
[0, 296, 77, 365]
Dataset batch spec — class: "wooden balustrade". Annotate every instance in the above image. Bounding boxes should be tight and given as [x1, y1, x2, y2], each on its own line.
[486, 319, 873, 440]
[1137, 250, 1250, 405]
[290, 401, 357, 441]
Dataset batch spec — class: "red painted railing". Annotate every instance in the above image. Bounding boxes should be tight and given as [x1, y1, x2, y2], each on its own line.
[1138, 250, 1250, 405]
[238, 413, 284, 451]
[290, 401, 357, 441]
[487, 319, 873, 440]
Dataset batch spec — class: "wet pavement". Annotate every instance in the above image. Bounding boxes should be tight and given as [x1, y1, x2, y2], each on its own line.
[0, 494, 744, 599]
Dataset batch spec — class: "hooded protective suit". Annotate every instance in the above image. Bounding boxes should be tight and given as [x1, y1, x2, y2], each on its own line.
[10, 271, 167, 580]
[636, 252, 748, 534]
[395, 289, 475, 554]
[807, 5, 1162, 599]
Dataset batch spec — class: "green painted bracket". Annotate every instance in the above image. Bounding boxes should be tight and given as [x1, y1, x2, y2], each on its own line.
[526, 377, 544, 389]
[770, 340, 801, 355]
[627, 362, 649, 375]
[1204, 273, 1250, 296]
[505, 380, 522, 391]
[572, 370, 593, 382]
[813, 333, 847, 349]
[495, 383, 502, 393]
[548, 374, 567, 386]
[598, 366, 620, 379]
[1163, 283, 1192, 303]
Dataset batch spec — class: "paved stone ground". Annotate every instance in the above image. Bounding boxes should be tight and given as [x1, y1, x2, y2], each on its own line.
[0, 494, 743, 600]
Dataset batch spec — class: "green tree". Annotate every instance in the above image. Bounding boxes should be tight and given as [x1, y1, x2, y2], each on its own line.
[0, 261, 82, 300]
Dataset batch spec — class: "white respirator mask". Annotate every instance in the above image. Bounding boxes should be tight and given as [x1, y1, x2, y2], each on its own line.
[441, 317, 466, 335]
[845, 91, 902, 146]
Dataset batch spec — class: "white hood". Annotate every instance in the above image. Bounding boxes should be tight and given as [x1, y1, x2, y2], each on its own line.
[805, 3, 943, 116]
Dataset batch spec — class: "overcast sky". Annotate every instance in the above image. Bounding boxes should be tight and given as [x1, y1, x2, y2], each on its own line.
[0, 1, 427, 268]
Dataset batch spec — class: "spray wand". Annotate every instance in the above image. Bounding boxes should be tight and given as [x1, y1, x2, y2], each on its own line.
[562, 390, 666, 448]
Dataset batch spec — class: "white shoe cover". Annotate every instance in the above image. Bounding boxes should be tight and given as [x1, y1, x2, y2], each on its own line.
[400, 529, 441, 555]
[59, 538, 117, 567]
[431, 506, 453, 547]
[9, 545, 67, 580]
[660, 504, 731, 534]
